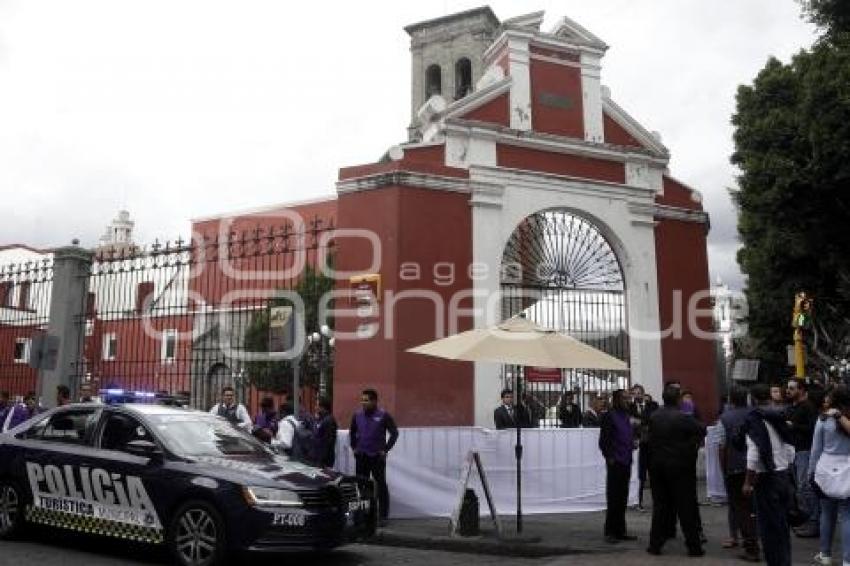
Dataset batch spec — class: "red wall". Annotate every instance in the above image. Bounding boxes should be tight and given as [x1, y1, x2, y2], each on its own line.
[497, 144, 626, 184]
[654, 192, 717, 419]
[530, 58, 584, 138]
[333, 176, 474, 427]
[0, 324, 40, 396]
[463, 93, 509, 126]
[603, 113, 644, 148]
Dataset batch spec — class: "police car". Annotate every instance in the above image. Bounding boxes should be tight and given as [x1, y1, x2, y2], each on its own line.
[0, 403, 376, 566]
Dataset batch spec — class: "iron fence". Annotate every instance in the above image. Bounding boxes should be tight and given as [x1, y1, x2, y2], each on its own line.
[0, 258, 54, 397]
[73, 219, 335, 414]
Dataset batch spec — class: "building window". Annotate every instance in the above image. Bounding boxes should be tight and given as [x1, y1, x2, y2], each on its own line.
[102, 333, 117, 361]
[426, 64, 442, 98]
[13, 338, 30, 364]
[455, 57, 472, 100]
[161, 329, 177, 363]
[18, 282, 31, 310]
[0, 282, 13, 308]
[137, 281, 154, 314]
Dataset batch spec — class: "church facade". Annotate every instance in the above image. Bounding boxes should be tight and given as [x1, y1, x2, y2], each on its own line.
[193, 7, 716, 427]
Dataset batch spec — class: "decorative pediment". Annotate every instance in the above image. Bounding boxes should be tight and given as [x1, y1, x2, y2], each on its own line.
[502, 11, 545, 32]
[549, 15, 608, 51]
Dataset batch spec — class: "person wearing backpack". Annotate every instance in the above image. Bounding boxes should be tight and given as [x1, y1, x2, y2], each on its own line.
[350, 388, 398, 525]
[273, 403, 313, 462]
[311, 396, 338, 468]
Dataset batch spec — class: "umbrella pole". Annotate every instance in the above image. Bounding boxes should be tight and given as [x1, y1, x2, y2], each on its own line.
[516, 419, 523, 533]
[516, 366, 523, 534]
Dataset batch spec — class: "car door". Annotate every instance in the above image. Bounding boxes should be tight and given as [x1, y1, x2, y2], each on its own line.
[84, 409, 172, 543]
[18, 406, 104, 532]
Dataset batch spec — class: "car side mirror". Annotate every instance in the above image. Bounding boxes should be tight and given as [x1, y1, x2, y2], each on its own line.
[125, 439, 163, 460]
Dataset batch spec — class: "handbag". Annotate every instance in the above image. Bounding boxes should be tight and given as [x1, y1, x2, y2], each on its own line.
[814, 452, 850, 499]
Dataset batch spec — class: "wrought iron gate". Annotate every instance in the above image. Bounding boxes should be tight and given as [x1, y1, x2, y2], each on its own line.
[500, 210, 630, 427]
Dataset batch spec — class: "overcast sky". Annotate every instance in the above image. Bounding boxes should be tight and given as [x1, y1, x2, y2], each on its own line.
[0, 1, 819, 289]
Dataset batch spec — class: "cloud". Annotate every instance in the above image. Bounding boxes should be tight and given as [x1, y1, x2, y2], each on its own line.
[0, 1, 817, 291]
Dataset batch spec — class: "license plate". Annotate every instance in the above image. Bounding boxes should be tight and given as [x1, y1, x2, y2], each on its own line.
[272, 513, 306, 527]
[348, 500, 370, 512]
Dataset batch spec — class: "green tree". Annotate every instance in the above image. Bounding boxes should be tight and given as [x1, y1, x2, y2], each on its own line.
[242, 264, 335, 392]
[731, 15, 850, 375]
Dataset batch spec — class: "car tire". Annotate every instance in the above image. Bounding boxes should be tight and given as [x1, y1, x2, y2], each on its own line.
[0, 480, 25, 540]
[167, 500, 226, 566]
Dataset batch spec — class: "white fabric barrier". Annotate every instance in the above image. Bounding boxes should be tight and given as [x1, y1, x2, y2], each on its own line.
[335, 427, 638, 519]
[704, 424, 727, 502]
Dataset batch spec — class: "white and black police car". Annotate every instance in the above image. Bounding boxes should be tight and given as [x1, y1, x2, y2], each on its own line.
[0, 403, 376, 566]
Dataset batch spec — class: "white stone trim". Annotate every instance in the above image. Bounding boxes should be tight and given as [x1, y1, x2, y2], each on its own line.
[652, 204, 710, 224]
[467, 164, 664, 425]
[602, 96, 669, 156]
[528, 53, 582, 69]
[470, 164, 656, 200]
[549, 15, 609, 51]
[443, 119, 669, 165]
[191, 195, 336, 223]
[336, 171, 472, 195]
[581, 52, 604, 144]
[446, 133, 497, 169]
[507, 36, 532, 131]
[625, 162, 664, 194]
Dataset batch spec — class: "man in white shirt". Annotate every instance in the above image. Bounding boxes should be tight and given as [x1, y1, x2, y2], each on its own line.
[742, 384, 795, 566]
[209, 386, 252, 432]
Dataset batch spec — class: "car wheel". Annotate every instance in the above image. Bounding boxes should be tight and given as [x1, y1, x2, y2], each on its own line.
[168, 500, 226, 566]
[0, 481, 24, 539]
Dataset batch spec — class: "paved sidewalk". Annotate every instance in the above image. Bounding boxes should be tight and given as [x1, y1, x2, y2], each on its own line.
[375, 502, 825, 563]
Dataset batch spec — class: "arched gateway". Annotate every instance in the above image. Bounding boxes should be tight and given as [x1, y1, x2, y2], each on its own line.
[500, 210, 630, 425]
[210, 7, 716, 427]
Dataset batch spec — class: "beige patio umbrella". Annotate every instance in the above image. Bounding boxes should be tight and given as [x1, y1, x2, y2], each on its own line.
[408, 315, 628, 370]
[407, 315, 628, 534]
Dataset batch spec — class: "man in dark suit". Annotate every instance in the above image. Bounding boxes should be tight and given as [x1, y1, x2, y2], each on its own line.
[494, 388, 521, 430]
[582, 396, 605, 428]
[647, 385, 706, 557]
[558, 391, 582, 428]
[599, 389, 637, 543]
[630, 383, 659, 511]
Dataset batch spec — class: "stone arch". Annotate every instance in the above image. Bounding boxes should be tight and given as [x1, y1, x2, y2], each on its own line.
[469, 172, 663, 426]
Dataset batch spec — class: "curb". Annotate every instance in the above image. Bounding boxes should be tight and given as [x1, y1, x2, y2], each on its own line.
[366, 530, 584, 557]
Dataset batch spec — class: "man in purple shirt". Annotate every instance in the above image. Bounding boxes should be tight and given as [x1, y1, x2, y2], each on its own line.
[350, 388, 399, 524]
[252, 397, 279, 443]
[599, 389, 636, 544]
[0, 391, 12, 428]
[2, 392, 43, 432]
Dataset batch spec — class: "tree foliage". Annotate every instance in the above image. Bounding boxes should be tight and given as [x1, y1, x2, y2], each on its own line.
[799, 0, 850, 41]
[242, 264, 335, 391]
[731, 21, 850, 375]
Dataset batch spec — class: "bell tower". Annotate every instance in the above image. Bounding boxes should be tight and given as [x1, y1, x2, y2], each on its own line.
[405, 7, 501, 140]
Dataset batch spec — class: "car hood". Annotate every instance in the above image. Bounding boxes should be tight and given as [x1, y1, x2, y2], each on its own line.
[185, 454, 342, 490]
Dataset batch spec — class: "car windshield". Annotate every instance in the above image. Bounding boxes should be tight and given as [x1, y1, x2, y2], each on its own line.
[149, 414, 273, 458]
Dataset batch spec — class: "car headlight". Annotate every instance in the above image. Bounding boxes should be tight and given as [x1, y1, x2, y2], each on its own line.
[242, 486, 302, 507]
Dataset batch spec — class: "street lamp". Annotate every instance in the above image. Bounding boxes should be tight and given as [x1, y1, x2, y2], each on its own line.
[307, 326, 334, 398]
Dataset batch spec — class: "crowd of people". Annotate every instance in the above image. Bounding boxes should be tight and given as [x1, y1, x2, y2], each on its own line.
[208, 385, 399, 525]
[587, 377, 850, 566]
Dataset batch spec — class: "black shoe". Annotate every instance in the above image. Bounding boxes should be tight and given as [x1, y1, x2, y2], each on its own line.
[605, 535, 621, 544]
[793, 527, 818, 538]
[646, 547, 662, 555]
[687, 547, 705, 557]
[616, 534, 638, 541]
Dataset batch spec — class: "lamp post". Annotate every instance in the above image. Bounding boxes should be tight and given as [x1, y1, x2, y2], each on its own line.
[307, 325, 334, 399]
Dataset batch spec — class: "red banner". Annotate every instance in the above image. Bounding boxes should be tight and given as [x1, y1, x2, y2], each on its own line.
[525, 366, 562, 383]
